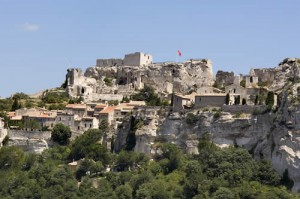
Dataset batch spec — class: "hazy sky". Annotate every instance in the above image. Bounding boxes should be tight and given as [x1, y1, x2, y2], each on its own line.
[1, 0, 300, 97]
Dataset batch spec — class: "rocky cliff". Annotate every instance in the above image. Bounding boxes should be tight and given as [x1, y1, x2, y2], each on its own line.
[114, 58, 300, 191]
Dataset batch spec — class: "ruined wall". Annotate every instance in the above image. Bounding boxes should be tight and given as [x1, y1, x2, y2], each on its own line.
[96, 59, 123, 67]
[253, 68, 275, 83]
[215, 71, 235, 87]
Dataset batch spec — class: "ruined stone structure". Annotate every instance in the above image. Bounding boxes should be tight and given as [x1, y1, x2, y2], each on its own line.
[96, 52, 153, 67]
[215, 70, 235, 88]
[66, 56, 214, 102]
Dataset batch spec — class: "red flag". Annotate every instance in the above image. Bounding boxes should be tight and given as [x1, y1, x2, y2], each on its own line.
[177, 50, 182, 56]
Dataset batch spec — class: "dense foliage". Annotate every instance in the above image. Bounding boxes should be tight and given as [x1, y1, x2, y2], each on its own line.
[132, 85, 169, 106]
[51, 123, 72, 145]
[0, 131, 298, 199]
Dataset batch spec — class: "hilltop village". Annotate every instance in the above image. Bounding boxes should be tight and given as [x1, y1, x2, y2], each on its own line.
[1, 52, 300, 192]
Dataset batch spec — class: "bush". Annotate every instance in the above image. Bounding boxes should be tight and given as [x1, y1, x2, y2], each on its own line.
[104, 77, 113, 87]
[42, 91, 69, 104]
[214, 111, 221, 119]
[51, 123, 72, 145]
[132, 85, 169, 106]
[265, 91, 275, 107]
[186, 113, 198, 125]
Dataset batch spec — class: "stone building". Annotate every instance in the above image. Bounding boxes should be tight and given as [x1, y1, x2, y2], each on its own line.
[194, 93, 227, 108]
[172, 93, 196, 111]
[96, 52, 153, 67]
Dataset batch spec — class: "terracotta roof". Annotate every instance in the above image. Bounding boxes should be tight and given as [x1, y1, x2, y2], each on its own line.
[99, 106, 115, 114]
[95, 104, 107, 109]
[7, 112, 16, 117]
[66, 104, 86, 109]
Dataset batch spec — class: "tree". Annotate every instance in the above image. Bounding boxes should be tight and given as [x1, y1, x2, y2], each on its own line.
[242, 98, 246, 105]
[11, 98, 21, 111]
[115, 184, 133, 199]
[225, 93, 230, 105]
[265, 91, 275, 107]
[51, 123, 72, 145]
[254, 95, 259, 105]
[235, 95, 240, 105]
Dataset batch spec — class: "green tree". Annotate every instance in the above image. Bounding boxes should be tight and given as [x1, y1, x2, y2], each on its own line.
[254, 95, 259, 105]
[235, 95, 240, 105]
[242, 98, 246, 105]
[265, 91, 275, 107]
[51, 123, 72, 145]
[115, 184, 133, 199]
[212, 187, 235, 199]
[11, 98, 21, 111]
[225, 93, 230, 105]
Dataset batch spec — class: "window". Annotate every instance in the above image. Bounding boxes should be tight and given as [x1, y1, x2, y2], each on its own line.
[90, 124, 92, 128]
[250, 77, 253, 83]
[78, 126, 80, 130]
[233, 89, 236, 93]
[85, 123, 87, 128]
[199, 98, 201, 102]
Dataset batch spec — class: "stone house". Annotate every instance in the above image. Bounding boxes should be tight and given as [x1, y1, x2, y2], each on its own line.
[99, 106, 116, 126]
[56, 111, 75, 129]
[80, 117, 99, 131]
[172, 93, 196, 111]
[194, 93, 227, 108]
[93, 104, 108, 117]
[8, 108, 57, 129]
[65, 104, 87, 117]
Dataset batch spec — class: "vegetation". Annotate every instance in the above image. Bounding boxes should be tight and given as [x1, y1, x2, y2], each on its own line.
[132, 85, 169, 106]
[255, 95, 259, 105]
[51, 123, 72, 145]
[185, 113, 198, 125]
[108, 100, 119, 106]
[104, 77, 113, 87]
[42, 91, 69, 104]
[240, 80, 245, 87]
[235, 95, 240, 105]
[265, 91, 275, 107]
[242, 98, 246, 105]
[225, 93, 230, 105]
[0, 131, 298, 199]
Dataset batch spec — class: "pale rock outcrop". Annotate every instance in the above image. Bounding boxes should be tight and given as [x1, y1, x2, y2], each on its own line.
[66, 59, 214, 102]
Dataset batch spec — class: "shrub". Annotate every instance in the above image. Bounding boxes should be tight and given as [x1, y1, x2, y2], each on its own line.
[186, 113, 198, 125]
[104, 77, 113, 87]
[265, 91, 274, 107]
[51, 123, 72, 145]
[225, 94, 230, 105]
[214, 110, 221, 119]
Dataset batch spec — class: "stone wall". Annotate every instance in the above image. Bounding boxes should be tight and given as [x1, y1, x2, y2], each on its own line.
[8, 130, 52, 140]
[215, 70, 234, 87]
[253, 68, 275, 83]
[96, 59, 123, 67]
[195, 95, 226, 108]
[221, 105, 266, 114]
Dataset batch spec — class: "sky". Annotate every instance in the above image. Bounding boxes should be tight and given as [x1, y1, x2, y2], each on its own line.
[0, 0, 300, 97]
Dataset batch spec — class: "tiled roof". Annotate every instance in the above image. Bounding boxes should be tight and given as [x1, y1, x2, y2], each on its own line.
[66, 104, 86, 109]
[95, 104, 107, 109]
[99, 106, 115, 114]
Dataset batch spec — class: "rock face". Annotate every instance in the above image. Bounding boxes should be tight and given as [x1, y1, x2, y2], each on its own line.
[252, 58, 300, 91]
[66, 59, 214, 102]
[6, 130, 51, 153]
